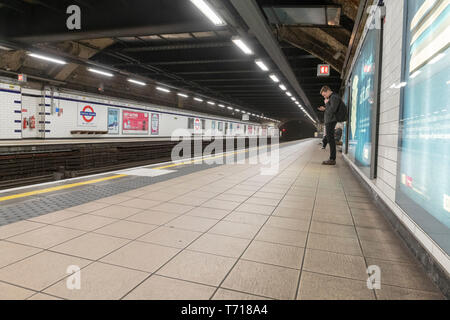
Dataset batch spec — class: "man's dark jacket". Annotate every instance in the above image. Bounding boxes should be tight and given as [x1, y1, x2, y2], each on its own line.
[324, 93, 341, 124]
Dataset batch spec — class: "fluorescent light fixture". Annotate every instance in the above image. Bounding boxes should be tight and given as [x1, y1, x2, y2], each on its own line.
[241, 110, 246, 113]
[255, 59, 269, 71]
[194, 97, 204, 102]
[218, 104, 225, 108]
[207, 101, 215, 105]
[28, 53, 66, 65]
[429, 53, 445, 65]
[227, 106, 233, 110]
[177, 93, 189, 98]
[0, 45, 12, 51]
[291, 97, 296, 101]
[235, 109, 240, 112]
[286, 91, 292, 97]
[128, 79, 146, 86]
[279, 84, 287, 91]
[190, 0, 226, 26]
[88, 68, 113, 77]
[269, 74, 280, 83]
[156, 86, 171, 93]
[232, 37, 253, 55]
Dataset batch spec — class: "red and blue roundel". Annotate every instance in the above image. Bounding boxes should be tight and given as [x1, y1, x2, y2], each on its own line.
[80, 105, 96, 123]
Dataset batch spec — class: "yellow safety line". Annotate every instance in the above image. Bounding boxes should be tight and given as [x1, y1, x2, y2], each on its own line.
[0, 174, 128, 202]
[0, 143, 267, 202]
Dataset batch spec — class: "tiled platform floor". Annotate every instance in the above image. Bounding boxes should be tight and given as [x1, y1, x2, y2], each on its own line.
[0, 140, 444, 300]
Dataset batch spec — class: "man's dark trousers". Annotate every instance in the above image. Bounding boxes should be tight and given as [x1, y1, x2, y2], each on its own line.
[325, 121, 337, 160]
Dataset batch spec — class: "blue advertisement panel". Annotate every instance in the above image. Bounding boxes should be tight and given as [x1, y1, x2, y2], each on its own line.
[396, 0, 450, 254]
[348, 27, 378, 177]
[342, 86, 350, 154]
[107, 108, 119, 134]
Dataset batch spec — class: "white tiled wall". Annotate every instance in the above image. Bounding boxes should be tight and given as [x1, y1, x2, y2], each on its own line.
[0, 85, 267, 140]
[0, 83, 22, 140]
[344, 0, 450, 273]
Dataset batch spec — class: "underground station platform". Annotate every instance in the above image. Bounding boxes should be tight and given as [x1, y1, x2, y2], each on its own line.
[0, 140, 445, 300]
[0, 0, 448, 309]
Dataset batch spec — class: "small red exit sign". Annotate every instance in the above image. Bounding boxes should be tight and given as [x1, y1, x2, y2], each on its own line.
[18, 74, 27, 82]
[317, 64, 330, 77]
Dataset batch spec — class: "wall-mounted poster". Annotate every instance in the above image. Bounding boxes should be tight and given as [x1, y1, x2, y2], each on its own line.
[77, 103, 98, 127]
[396, 0, 450, 254]
[108, 108, 119, 134]
[347, 20, 382, 179]
[151, 113, 159, 135]
[194, 118, 201, 134]
[122, 110, 149, 134]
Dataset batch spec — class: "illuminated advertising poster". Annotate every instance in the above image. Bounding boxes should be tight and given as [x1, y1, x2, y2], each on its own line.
[396, 0, 450, 253]
[77, 103, 98, 127]
[122, 110, 149, 134]
[348, 27, 378, 177]
[342, 86, 350, 154]
[108, 108, 119, 134]
[151, 113, 159, 135]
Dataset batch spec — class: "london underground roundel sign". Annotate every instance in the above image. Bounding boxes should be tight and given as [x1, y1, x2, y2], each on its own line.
[80, 105, 96, 123]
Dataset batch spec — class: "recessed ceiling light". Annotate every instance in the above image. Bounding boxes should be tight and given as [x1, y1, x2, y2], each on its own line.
[232, 37, 253, 55]
[177, 93, 189, 98]
[128, 79, 146, 86]
[156, 86, 171, 93]
[218, 104, 225, 108]
[194, 97, 204, 102]
[286, 91, 292, 97]
[207, 101, 215, 105]
[279, 84, 287, 91]
[190, 0, 226, 26]
[269, 74, 280, 83]
[255, 59, 269, 71]
[88, 68, 113, 77]
[28, 53, 67, 65]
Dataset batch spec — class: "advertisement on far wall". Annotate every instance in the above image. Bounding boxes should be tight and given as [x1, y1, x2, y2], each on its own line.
[122, 110, 149, 134]
[151, 113, 159, 135]
[108, 108, 119, 134]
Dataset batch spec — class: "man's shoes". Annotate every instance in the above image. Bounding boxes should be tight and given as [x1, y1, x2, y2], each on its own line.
[322, 160, 336, 165]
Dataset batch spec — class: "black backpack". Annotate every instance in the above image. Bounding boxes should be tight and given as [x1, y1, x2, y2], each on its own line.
[335, 94, 348, 122]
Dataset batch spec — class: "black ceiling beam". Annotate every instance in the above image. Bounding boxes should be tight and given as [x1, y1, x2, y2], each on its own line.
[1, 0, 226, 43]
[113, 58, 253, 67]
[117, 41, 236, 52]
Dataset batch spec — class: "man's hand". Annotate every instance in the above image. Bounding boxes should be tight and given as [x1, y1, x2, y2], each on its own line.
[325, 98, 329, 104]
[318, 106, 326, 112]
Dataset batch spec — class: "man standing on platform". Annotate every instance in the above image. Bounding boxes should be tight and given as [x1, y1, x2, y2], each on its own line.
[318, 86, 340, 165]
